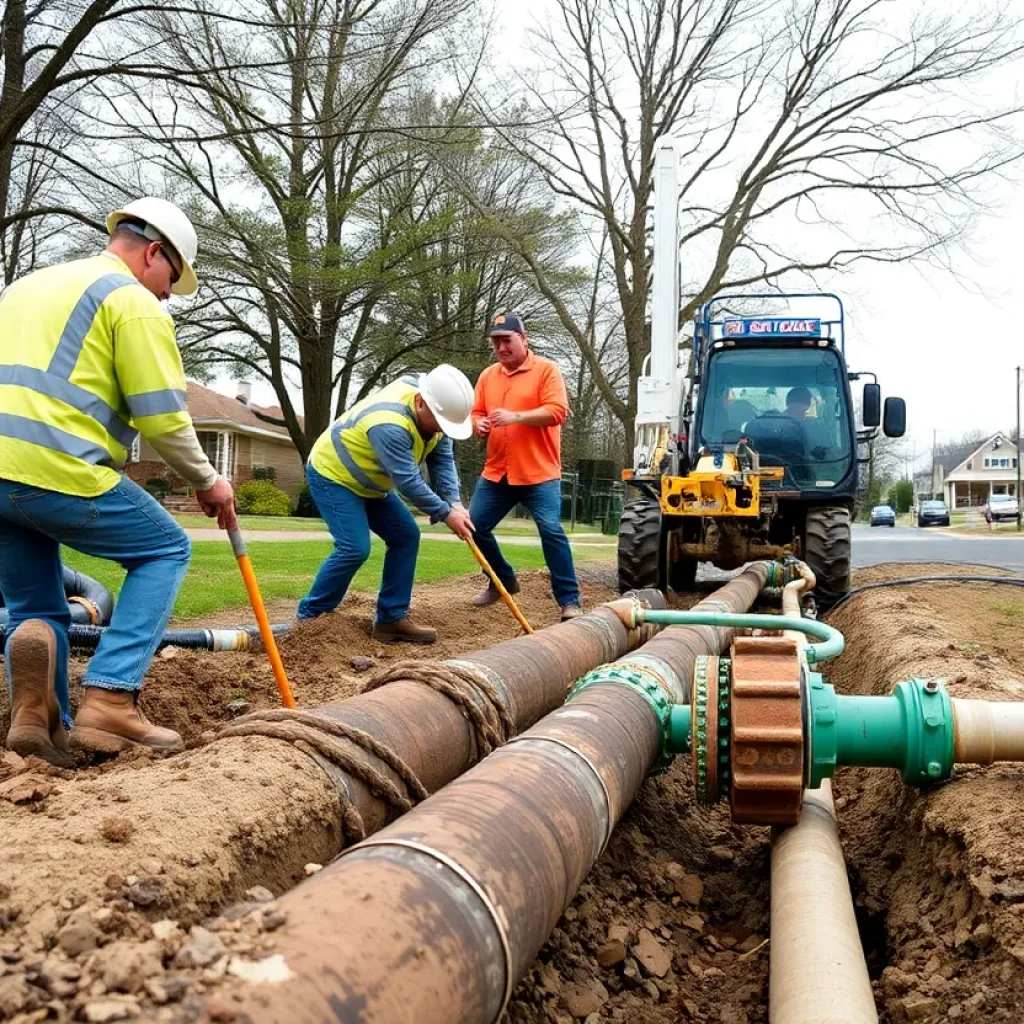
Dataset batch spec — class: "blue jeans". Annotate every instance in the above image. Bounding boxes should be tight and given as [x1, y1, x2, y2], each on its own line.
[297, 465, 420, 624]
[0, 477, 191, 728]
[468, 477, 580, 607]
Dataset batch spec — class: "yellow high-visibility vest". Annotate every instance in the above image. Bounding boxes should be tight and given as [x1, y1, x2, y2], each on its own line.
[0, 253, 194, 497]
[310, 376, 440, 497]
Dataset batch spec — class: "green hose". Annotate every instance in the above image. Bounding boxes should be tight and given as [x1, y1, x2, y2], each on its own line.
[636, 609, 845, 664]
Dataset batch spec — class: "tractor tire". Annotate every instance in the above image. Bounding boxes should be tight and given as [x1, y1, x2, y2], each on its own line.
[804, 505, 852, 609]
[617, 498, 661, 593]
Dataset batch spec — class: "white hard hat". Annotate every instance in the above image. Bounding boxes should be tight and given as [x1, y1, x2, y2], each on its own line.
[106, 197, 199, 296]
[418, 364, 474, 440]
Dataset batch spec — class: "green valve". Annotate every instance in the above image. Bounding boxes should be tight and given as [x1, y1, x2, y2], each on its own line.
[807, 676, 955, 788]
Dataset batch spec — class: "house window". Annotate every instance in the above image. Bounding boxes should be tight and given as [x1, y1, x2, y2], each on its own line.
[983, 457, 991, 468]
[1002, 458, 1011, 468]
[967, 460, 973, 470]
[196, 431, 236, 480]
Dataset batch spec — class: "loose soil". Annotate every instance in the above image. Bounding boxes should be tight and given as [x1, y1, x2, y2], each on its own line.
[2, 562, 1024, 1024]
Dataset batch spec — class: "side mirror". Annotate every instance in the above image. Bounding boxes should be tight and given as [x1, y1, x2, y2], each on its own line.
[862, 383, 881, 427]
[883, 396, 906, 438]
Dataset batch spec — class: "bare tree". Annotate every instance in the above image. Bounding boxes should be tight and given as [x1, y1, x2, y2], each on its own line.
[473, 0, 1024, 445]
[104, 0, 484, 459]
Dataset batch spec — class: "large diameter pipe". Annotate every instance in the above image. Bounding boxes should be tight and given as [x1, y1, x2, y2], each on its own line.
[770, 567, 877, 1024]
[225, 565, 770, 1024]
[769, 783, 878, 1024]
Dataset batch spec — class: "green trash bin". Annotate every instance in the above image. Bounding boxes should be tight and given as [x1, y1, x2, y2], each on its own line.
[602, 511, 621, 536]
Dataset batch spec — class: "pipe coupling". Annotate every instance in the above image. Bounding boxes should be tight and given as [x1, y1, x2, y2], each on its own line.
[568, 664, 675, 771]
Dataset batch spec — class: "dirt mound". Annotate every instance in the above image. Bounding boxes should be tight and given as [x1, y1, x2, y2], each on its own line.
[828, 572, 1024, 1023]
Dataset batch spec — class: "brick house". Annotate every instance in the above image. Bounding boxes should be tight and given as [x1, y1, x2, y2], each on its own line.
[126, 381, 306, 502]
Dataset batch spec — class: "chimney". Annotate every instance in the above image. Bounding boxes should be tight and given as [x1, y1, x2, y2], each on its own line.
[236, 381, 252, 405]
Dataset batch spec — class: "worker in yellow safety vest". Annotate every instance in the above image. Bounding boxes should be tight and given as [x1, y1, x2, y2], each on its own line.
[298, 367, 475, 642]
[0, 197, 237, 767]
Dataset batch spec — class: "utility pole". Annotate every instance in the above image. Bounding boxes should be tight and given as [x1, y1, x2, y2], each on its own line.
[1017, 367, 1022, 531]
[932, 428, 938, 502]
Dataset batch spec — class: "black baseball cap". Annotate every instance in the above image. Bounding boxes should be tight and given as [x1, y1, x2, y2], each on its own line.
[490, 313, 526, 336]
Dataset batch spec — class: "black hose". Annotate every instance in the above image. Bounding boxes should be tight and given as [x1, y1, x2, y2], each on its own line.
[0, 622, 291, 652]
[0, 567, 115, 628]
[825, 575, 1024, 617]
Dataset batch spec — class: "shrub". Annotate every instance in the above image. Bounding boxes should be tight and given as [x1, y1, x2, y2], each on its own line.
[236, 480, 292, 517]
[293, 484, 319, 518]
[144, 476, 170, 500]
[252, 466, 277, 482]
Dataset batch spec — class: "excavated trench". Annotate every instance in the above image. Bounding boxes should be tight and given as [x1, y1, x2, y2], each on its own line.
[2, 563, 1024, 1023]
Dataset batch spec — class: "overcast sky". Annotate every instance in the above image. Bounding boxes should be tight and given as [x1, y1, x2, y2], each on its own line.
[210, 0, 1024, 475]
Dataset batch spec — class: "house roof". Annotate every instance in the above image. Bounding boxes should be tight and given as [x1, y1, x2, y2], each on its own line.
[186, 381, 299, 441]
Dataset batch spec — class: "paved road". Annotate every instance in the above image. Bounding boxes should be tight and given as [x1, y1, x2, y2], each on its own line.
[852, 524, 1024, 571]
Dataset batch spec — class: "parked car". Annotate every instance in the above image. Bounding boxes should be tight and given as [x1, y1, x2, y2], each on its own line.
[917, 500, 951, 527]
[869, 505, 896, 527]
[983, 493, 1019, 524]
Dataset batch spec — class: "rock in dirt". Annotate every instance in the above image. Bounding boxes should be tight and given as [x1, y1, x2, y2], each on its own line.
[606, 923, 630, 944]
[903, 995, 941, 1021]
[0, 774, 52, 804]
[23, 903, 60, 950]
[226, 698, 250, 716]
[304, 863, 323, 876]
[970, 922, 994, 949]
[39, 953, 82, 997]
[173, 926, 224, 969]
[559, 979, 608, 1018]
[99, 817, 134, 844]
[632, 929, 671, 978]
[0, 974, 36, 1017]
[57, 909, 101, 957]
[262, 910, 287, 932]
[93, 939, 164, 993]
[350, 656, 376, 672]
[83, 996, 140, 1022]
[206, 997, 239, 1021]
[126, 877, 166, 908]
[138, 857, 164, 876]
[596, 939, 627, 967]
[151, 920, 183, 945]
[537, 962, 561, 996]
[675, 874, 704, 906]
[245, 886, 275, 904]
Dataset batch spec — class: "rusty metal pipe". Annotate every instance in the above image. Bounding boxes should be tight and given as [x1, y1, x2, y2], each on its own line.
[226, 565, 770, 1023]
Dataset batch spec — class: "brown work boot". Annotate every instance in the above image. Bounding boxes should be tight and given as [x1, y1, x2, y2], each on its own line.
[471, 578, 520, 607]
[71, 688, 183, 755]
[372, 618, 437, 644]
[560, 604, 584, 621]
[5, 620, 74, 768]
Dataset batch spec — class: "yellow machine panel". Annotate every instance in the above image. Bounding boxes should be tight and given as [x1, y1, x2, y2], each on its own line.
[660, 453, 784, 518]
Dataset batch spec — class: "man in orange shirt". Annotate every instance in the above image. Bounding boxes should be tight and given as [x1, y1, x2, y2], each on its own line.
[469, 314, 582, 619]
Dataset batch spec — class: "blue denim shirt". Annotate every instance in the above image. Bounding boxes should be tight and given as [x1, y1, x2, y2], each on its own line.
[367, 425, 461, 522]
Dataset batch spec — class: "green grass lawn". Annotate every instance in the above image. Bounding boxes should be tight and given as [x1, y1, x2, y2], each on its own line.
[174, 512, 604, 537]
[172, 513, 329, 532]
[61, 539, 613, 620]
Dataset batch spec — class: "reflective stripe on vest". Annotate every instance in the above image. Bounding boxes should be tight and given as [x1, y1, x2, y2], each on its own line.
[321, 378, 439, 497]
[3, 272, 140, 455]
[0, 413, 115, 466]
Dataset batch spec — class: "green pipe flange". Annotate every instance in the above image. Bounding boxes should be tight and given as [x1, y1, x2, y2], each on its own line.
[568, 664, 675, 771]
[806, 669, 837, 789]
[893, 678, 955, 785]
[691, 655, 732, 805]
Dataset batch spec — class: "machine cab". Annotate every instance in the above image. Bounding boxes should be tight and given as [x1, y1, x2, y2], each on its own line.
[691, 297, 858, 494]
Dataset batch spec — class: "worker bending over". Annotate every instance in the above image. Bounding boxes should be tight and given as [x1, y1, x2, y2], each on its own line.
[298, 366, 475, 643]
[470, 314, 582, 619]
[0, 198, 236, 767]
